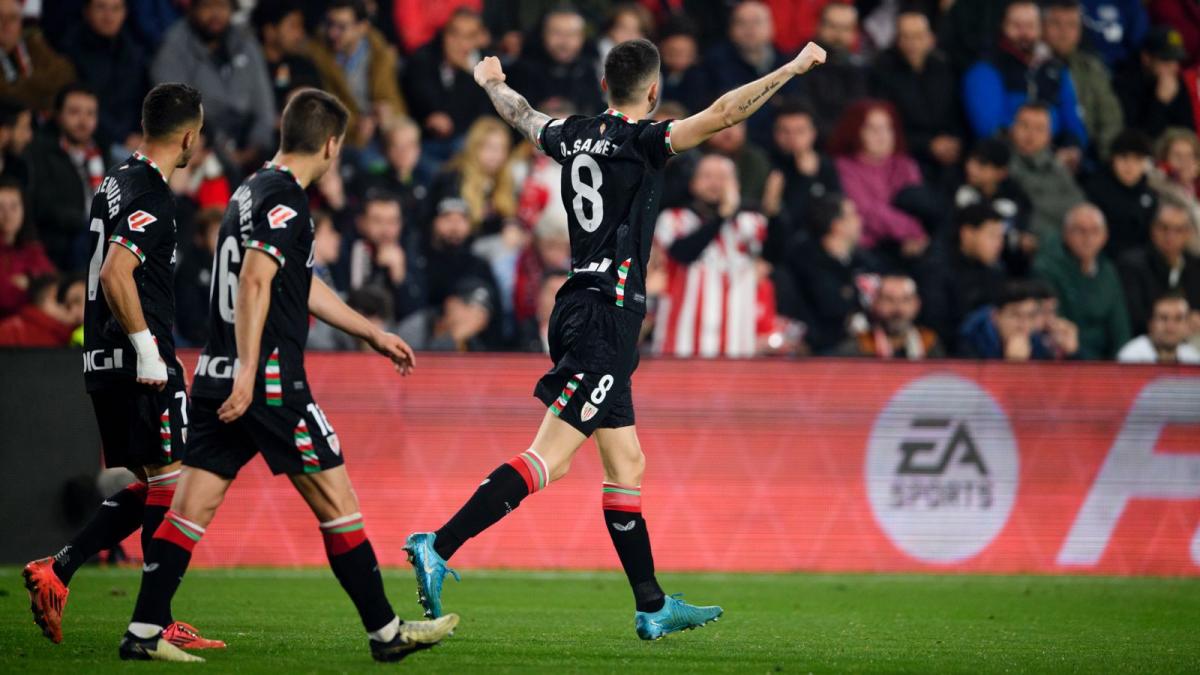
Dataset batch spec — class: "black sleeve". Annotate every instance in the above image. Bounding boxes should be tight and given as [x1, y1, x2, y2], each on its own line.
[668, 211, 725, 264]
[108, 190, 174, 265]
[538, 116, 579, 164]
[635, 119, 678, 170]
[244, 187, 307, 267]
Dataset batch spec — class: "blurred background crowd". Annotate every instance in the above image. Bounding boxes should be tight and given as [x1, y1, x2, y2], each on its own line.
[0, 0, 1198, 364]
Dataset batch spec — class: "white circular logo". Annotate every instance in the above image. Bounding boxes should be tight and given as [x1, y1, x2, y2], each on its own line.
[865, 374, 1019, 563]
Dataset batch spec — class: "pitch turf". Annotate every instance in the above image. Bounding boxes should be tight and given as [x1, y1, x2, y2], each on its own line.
[1, 567, 1197, 673]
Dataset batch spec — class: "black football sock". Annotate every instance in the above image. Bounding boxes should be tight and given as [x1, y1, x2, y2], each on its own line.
[129, 511, 203, 631]
[52, 481, 147, 585]
[320, 514, 397, 635]
[433, 451, 549, 560]
[141, 470, 179, 560]
[603, 482, 665, 613]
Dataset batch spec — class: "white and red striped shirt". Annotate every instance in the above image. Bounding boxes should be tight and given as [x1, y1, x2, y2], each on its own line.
[652, 207, 771, 357]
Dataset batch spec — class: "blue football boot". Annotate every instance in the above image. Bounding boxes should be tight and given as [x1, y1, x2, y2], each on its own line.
[403, 532, 460, 618]
[635, 594, 723, 640]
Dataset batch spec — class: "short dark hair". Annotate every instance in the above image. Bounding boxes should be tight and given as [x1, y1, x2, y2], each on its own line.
[1041, 0, 1081, 11]
[996, 279, 1041, 308]
[1028, 279, 1057, 301]
[362, 188, 401, 213]
[141, 83, 203, 140]
[54, 83, 97, 113]
[603, 38, 660, 105]
[806, 192, 848, 239]
[775, 97, 817, 122]
[55, 270, 85, 305]
[1016, 100, 1052, 119]
[969, 138, 1011, 167]
[250, 0, 299, 38]
[327, 0, 367, 21]
[1109, 129, 1153, 158]
[279, 88, 350, 154]
[27, 274, 59, 307]
[956, 203, 1003, 230]
[0, 97, 27, 128]
[1152, 289, 1189, 313]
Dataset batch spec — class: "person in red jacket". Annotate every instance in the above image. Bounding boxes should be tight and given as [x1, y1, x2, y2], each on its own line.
[0, 273, 76, 346]
[0, 176, 54, 318]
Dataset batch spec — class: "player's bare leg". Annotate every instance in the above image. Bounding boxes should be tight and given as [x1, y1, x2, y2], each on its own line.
[405, 411, 587, 617]
[290, 466, 458, 662]
[595, 426, 722, 639]
[119, 466, 232, 662]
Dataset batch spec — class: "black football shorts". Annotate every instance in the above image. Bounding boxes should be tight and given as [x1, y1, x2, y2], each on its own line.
[534, 290, 642, 436]
[184, 391, 344, 479]
[90, 380, 188, 469]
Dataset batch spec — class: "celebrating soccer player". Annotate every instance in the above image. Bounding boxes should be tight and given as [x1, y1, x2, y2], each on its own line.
[23, 83, 223, 651]
[117, 89, 457, 663]
[404, 39, 826, 639]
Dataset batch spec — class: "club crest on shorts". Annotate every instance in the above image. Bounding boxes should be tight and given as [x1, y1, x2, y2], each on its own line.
[581, 401, 599, 422]
[268, 204, 298, 229]
[127, 210, 157, 232]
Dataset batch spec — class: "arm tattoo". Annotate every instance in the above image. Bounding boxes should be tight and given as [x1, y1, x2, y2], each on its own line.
[484, 81, 551, 145]
[736, 79, 782, 114]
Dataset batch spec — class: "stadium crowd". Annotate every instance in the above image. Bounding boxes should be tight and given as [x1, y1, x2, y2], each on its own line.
[0, 0, 1198, 363]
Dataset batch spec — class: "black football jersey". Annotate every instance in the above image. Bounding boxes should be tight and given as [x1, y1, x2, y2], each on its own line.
[538, 109, 676, 315]
[82, 152, 181, 391]
[191, 164, 314, 405]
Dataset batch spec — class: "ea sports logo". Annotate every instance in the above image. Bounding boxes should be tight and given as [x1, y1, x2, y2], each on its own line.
[865, 374, 1019, 563]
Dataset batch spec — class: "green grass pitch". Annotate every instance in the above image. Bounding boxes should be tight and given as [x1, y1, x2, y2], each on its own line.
[2, 567, 1198, 673]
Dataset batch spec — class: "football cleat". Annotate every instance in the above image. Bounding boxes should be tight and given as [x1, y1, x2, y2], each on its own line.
[118, 632, 205, 662]
[22, 557, 69, 644]
[402, 532, 460, 618]
[370, 613, 460, 662]
[635, 594, 723, 640]
[163, 621, 226, 650]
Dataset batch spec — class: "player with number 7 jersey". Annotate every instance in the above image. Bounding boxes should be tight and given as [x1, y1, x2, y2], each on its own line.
[403, 39, 826, 641]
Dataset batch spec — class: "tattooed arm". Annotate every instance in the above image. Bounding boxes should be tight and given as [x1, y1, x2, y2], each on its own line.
[668, 42, 826, 153]
[473, 56, 551, 145]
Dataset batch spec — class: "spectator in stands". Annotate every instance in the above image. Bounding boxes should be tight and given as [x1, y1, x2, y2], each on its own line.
[652, 155, 769, 358]
[0, 273, 75, 346]
[1080, 0, 1149, 69]
[397, 276, 495, 352]
[869, 10, 963, 182]
[1151, 128, 1200, 255]
[1035, 203, 1131, 359]
[1118, 196, 1200, 334]
[761, 102, 841, 261]
[765, 0, 834, 56]
[390, 0, 481, 55]
[1114, 26, 1197, 139]
[520, 270, 567, 353]
[251, 0, 323, 115]
[963, 0, 1089, 153]
[423, 196, 499, 312]
[0, 97, 30, 188]
[61, 0, 149, 149]
[939, 0, 1009, 72]
[174, 208, 220, 346]
[959, 280, 1053, 360]
[430, 116, 517, 235]
[507, 6, 602, 115]
[28, 84, 109, 270]
[830, 99, 929, 259]
[837, 273, 943, 359]
[776, 192, 875, 354]
[513, 204, 569, 334]
[1042, 0, 1125, 162]
[346, 191, 425, 322]
[920, 204, 1010, 353]
[1149, 0, 1200, 68]
[1117, 291, 1200, 363]
[0, 0, 75, 114]
[360, 116, 429, 231]
[152, 0, 274, 167]
[0, 178, 53, 317]
[1085, 130, 1159, 258]
[308, 0, 405, 147]
[596, 4, 652, 80]
[311, 209, 342, 291]
[1030, 279, 1081, 359]
[657, 17, 704, 114]
[1008, 102, 1086, 247]
[799, 2, 869, 141]
[955, 139, 1036, 276]
[403, 8, 492, 155]
[702, 1, 798, 147]
[702, 122, 770, 207]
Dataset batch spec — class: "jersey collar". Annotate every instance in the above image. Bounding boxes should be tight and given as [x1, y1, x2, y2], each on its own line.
[603, 108, 638, 124]
[132, 151, 167, 185]
[261, 161, 303, 189]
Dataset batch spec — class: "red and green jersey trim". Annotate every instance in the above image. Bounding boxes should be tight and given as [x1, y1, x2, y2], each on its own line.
[295, 419, 320, 472]
[602, 482, 642, 512]
[245, 239, 285, 266]
[132, 151, 167, 184]
[548, 372, 584, 417]
[109, 235, 145, 264]
[159, 407, 172, 462]
[664, 120, 676, 155]
[509, 449, 550, 492]
[615, 258, 632, 307]
[603, 108, 636, 123]
[262, 162, 303, 189]
[265, 347, 283, 407]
